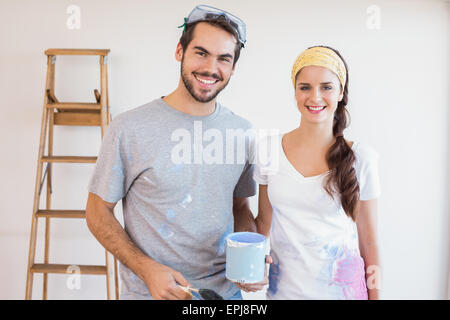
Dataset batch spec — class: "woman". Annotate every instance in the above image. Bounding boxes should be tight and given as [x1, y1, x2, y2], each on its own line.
[243, 46, 381, 299]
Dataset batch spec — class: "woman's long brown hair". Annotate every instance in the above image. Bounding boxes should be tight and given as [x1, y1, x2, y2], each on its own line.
[308, 46, 360, 221]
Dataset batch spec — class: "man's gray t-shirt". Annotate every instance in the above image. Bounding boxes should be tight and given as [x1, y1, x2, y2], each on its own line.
[88, 98, 256, 299]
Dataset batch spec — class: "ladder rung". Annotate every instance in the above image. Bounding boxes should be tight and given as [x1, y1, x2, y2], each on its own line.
[41, 156, 97, 163]
[31, 264, 107, 275]
[47, 102, 102, 110]
[45, 49, 110, 56]
[36, 210, 86, 219]
[54, 112, 101, 126]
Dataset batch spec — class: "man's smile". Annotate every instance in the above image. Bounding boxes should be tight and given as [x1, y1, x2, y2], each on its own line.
[194, 73, 220, 88]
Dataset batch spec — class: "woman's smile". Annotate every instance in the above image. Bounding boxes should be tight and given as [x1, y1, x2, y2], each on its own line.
[306, 105, 327, 114]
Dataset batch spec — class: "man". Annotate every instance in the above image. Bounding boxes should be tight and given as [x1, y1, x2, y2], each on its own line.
[86, 5, 258, 300]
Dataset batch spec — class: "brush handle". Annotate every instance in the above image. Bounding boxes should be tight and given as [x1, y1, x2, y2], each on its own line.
[177, 284, 199, 294]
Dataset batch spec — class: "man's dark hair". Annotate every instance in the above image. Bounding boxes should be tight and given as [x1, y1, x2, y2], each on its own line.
[179, 15, 242, 66]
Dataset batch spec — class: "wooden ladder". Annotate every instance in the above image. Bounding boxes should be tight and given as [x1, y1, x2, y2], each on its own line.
[25, 48, 118, 300]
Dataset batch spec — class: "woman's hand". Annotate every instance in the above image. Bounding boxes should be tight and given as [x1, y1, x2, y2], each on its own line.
[234, 255, 273, 293]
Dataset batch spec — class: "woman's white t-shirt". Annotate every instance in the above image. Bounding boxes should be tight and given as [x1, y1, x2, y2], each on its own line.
[253, 134, 381, 300]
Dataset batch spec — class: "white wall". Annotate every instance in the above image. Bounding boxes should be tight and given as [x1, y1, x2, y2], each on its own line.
[0, 0, 448, 300]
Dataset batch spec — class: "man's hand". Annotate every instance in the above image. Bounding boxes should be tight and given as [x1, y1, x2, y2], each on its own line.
[234, 255, 273, 293]
[144, 262, 192, 300]
[142, 261, 193, 300]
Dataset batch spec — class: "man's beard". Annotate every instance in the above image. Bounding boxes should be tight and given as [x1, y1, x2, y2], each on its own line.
[180, 56, 231, 103]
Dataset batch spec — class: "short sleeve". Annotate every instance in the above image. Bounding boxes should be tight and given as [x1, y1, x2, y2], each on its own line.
[359, 148, 381, 201]
[88, 118, 131, 203]
[233, 128, 257, 198]
[253, 134, 280, 185]
[233, 160, 257, 198]
[253, 160, 268, 185]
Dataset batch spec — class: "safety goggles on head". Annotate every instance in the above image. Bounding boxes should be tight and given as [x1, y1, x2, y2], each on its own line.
[179, 4, 246, 48]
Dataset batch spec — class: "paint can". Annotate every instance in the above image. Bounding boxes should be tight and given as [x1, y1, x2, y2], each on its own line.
[225, 232, 267, 283]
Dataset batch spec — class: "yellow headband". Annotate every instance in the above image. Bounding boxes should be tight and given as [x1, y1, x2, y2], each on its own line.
[291, 47, 346, 89]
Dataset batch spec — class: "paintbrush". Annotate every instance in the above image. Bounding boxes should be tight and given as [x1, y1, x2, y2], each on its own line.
[177, 284, 224, 300]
